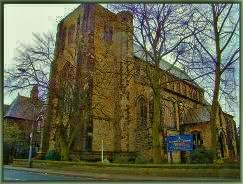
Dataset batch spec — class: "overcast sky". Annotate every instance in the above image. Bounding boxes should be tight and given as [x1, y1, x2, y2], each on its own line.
[4, 4, 79, 104]
[4, 4, 239, 126]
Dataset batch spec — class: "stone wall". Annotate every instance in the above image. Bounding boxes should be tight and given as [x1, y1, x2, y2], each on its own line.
[92, 119, 114, 151]
[224, 114, 238, 159]
[92, 5, 134, 153]
[182, 122, 211, 150]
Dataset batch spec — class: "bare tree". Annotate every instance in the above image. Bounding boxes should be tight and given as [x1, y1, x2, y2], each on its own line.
[55, 67, 90, 160]
[4, 28, 131, 161]
[4, 32, 55, 102]
[3, 30, 84, 160]
[179, 3, 239, 158]
[109, 4, 200, 163]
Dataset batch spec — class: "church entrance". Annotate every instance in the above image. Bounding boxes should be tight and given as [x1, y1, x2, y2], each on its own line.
[191, 131, 203, 149]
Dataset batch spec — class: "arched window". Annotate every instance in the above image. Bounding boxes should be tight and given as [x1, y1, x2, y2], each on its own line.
[59, 62, 75, 123]
[137, 97, 147, 127]
[178, 102, 185, 124]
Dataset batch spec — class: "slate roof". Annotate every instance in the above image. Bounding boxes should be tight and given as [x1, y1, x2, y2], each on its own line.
[182, 106, 211, 125]
[133, 44, 200, 88]
[4, 95, 37, 121]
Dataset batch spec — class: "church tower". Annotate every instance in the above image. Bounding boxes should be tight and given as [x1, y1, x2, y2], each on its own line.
[42, 4, 134, 158]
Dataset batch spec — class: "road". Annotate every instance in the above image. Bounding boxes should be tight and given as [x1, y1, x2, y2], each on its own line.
[4, 168, 99, 181]
[3, 167, 240, 182]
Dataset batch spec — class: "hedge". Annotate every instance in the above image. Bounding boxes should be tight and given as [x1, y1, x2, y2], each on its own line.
[12, 159, 239, 169]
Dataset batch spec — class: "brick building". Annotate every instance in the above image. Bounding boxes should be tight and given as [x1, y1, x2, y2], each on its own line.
[4, 86, 43, 158]
[40, 4, 238, 162]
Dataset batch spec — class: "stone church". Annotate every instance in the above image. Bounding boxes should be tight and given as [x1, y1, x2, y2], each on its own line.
[40, 4, 238, 162]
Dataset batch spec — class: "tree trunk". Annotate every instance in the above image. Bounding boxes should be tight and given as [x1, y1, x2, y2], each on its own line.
[210, 5, 222, 159]
[56, 124, 70, 161]
[210, 66, 221, 159]
[152, 69, 163, 164]
[152, 92, 162, 163]
[60, 142, 69, 161]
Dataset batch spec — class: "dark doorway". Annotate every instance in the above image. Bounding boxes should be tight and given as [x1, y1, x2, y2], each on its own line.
[85, 134, 92, 151]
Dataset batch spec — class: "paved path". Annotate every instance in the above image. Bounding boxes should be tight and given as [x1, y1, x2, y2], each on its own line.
[4, 168, 99, 181]
[4, 166, 161, 181]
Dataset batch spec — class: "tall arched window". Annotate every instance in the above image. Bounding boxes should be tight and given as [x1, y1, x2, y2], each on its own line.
[137, 97, 147, 127]
[178, 102, 185, 124]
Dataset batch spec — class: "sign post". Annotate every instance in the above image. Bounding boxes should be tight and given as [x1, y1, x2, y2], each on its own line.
[101, 140, 104, 163]
[166, 134, 193, 163]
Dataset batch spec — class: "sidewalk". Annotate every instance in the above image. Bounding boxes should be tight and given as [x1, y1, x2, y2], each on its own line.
[4, 165, 237, 181]
[4, 165, 167, 181]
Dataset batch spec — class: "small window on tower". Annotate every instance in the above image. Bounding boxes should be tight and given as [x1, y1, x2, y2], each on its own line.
[104, 24, 113, 42]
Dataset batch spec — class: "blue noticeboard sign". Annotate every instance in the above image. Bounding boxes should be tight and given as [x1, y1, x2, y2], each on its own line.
[166, 134, 193, 152]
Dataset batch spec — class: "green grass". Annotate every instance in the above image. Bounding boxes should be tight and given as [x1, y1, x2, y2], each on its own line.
[11, 159, 240, 179]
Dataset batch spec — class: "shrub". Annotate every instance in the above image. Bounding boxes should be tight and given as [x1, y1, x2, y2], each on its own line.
[214, 158, 224, 164]
[135, 154, 151, 164]
[44, 150, 60, 161]
[112, 155, 129, 164]
[112, 154, 135, 164]
[191, 148, 214, 164]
